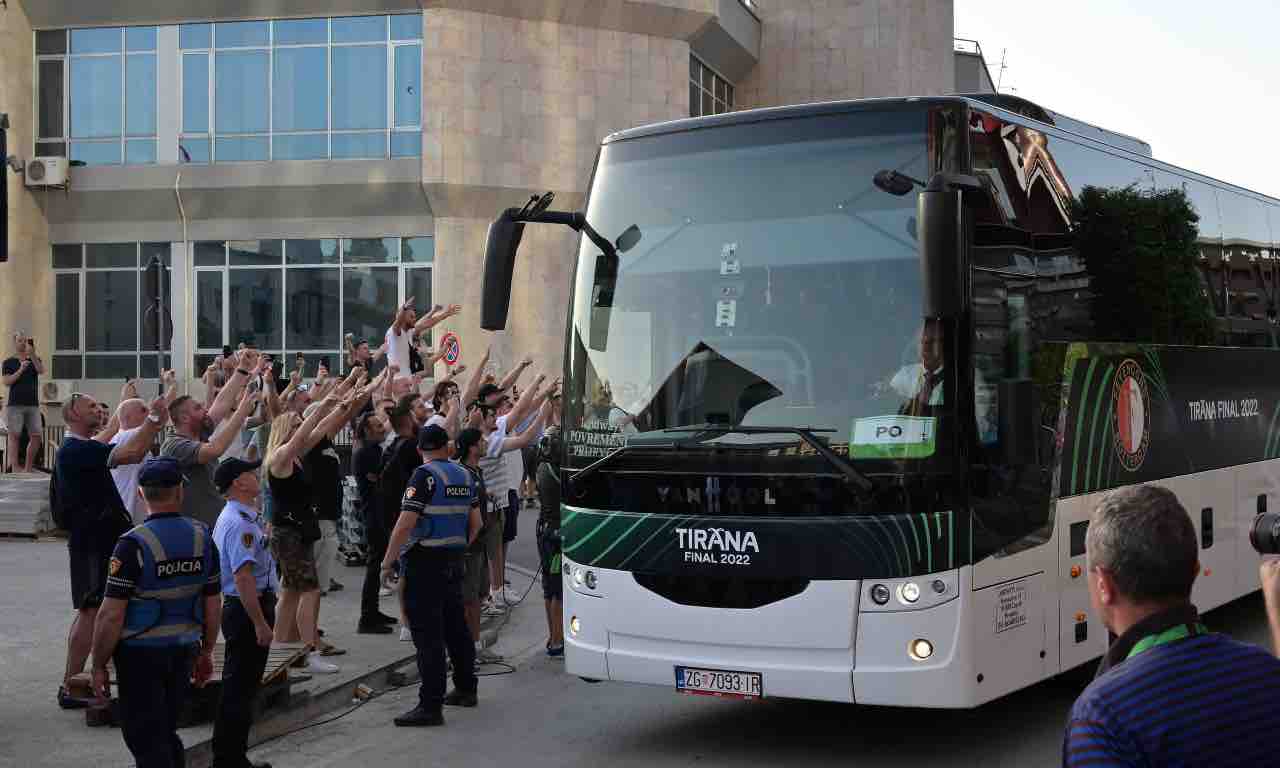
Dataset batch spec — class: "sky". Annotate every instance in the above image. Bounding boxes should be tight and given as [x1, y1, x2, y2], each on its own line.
[954, 0, 1280, 199]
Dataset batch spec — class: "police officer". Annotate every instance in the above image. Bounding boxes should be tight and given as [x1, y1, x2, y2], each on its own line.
[381, 424, 482, 727]
[90, 457, 222, 768]
[210, 457, 277, 768]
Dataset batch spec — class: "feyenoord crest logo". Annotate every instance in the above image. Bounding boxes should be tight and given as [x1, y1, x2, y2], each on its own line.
[1112, 359, 1151, 472]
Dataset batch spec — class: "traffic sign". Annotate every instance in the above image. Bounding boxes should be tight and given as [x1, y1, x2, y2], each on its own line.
[442, 332, 461, 366]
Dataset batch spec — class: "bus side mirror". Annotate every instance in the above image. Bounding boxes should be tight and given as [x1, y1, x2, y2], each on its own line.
[918, 183, 963, 319]
[480, 209, 526, 331]
[998, 379, 1038, 466]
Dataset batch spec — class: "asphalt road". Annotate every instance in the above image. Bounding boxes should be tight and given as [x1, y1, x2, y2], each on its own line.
[248, 565, 1275, 768]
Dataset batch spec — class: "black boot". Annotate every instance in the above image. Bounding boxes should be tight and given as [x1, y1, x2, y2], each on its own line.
[443, 689, 478, 708]
[394, 706, 444, 727]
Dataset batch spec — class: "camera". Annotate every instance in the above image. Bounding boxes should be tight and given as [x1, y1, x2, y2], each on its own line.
[1249, 512, 1280, 555]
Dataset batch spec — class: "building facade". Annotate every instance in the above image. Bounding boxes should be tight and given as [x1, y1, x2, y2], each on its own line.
[0, 0, 958, 403]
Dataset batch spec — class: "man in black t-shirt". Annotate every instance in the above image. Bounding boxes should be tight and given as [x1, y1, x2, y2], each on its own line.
[355, 412, 395, 632]
[54, 391, 169, 709]
[3, 333, 44, 473]
[375, 394, 425, 639]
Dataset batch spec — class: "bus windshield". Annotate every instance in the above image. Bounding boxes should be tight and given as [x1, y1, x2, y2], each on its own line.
[565, 107, 955, 468]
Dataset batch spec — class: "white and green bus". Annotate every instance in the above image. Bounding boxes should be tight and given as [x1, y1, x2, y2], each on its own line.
[480, 93, 1280, 706]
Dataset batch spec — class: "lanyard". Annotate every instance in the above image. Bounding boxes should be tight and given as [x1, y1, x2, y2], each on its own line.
[1126, 622, 1208, 660]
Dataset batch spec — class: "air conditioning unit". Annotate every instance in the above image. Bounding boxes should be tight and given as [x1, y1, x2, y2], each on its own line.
[26, 157, 68, 187]
[41, 380, 73, 404]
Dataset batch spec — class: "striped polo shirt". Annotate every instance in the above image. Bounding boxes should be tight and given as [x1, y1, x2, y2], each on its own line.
[1063, 631, 1280, 767]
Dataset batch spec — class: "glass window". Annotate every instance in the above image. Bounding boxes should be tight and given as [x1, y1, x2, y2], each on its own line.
[689, 82, 699, 117]
[229, 240, 283, 266]
[332, 132, 384, 159]
[287, 268, 340, 349]
[86, 242, 136, 269]
[125, 139, 156, 164]
[391, 15, 422, 40]
[70, 56, 122, 138]
[70, 141, 122, 165]
[37, 141, 67, 158]
[86, 355, 138, 379]
[401, 237, 433, 263]
[215, 136, 269, 162]
[286, 239, 339, 264]
[180, 138, 210, 164]
[38, 60, 64, 139]
[71, 27, 122, 54]
[332, 16, 386, 44]
[195, 270, 223, 348]
[182, 53, 208, 133]
[140, 267, 173, 351]
[229, 269, 282, 348]
[37, 30, 68, 55]
[53, 355, 82, 380]
[390, 132, 421, 158]
[405, 268, 432, 328]
[126, 27, 157, 51]
[140, 242, 170, 267]
[215, 20, 270, 48]
[393, 44, 421, 127]
[180, 23, 212, 50]
[125, 54, 157, 136]
[214, 50, 269, 134]
[274, 47, 328, 131]
[85, 271, 138, 351]
[140, 354, 174, 379]
[332, 46, 387, 130]
[272, 134, 327, 160]
[342, 266, 398, 345]
[55, 273, 80, 350]
[53, 244, 82, 269]
[343, 238, 397, 264]
[274, 18, 328, 46]
[194, 241, 225, 266]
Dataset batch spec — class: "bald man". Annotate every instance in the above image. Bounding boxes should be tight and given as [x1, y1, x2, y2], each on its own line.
[109, 399, 154, 525]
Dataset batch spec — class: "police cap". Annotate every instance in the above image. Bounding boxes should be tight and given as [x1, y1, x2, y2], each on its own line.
[138, 457, 187, 488]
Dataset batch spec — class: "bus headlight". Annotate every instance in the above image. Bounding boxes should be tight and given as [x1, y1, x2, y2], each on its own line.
[909, 638, 934, 661]
[573, 567, 585, 587]
[898, 582, 920, 604]
[583, 570, 598, 590]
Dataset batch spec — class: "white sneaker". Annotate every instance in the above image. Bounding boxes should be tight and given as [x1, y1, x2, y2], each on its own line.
[476, 645, 503, 664]
[481, 601, 506, 618]
[306, 653, 340, 675]
[399, 626, 412, 642]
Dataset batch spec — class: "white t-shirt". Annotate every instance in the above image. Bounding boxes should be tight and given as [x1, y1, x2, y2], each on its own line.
[384, 324, 412, 377]
[109, 427, 146, 524]
[425, 413, 448, 431]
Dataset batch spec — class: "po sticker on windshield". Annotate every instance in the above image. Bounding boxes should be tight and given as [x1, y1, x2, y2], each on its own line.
[850, 416, 937, 459]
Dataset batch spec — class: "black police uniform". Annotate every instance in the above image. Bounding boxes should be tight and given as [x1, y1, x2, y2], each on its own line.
[102, 461, 220, 768]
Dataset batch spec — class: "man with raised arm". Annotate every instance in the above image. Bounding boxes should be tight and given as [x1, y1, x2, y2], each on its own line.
[385, 299, 461, 393]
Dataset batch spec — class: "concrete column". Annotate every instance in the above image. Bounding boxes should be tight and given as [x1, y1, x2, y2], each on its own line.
[0, 1, 52, 348]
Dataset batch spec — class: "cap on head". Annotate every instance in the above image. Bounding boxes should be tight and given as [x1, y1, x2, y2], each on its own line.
[215, 457, 262, 493]
[418, 424, 450, 451]
[138, 457, 187, 489]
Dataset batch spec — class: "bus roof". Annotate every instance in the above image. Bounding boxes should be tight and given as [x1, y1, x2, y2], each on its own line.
[604, 95, 1280, 207]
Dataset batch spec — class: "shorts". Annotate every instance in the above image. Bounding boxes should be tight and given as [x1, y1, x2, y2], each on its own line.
[485, 507, 505, 564]
[462, 549, 489, 602]
[4, 405, 41, 435]
[536, 525, 563, 601]
[271, 525, 320, 592]
[70, 547, 109, 610]
[503, 492, 520, 543]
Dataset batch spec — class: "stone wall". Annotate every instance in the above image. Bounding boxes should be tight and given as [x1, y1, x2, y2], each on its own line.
[0, 1, 52, 350]
[737, 0, 955, 108]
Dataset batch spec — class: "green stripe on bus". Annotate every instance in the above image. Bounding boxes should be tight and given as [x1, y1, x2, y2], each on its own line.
[1095, 384, 1115, 492]
[616, 515, 688, 570]
[905, 513, 922, 563]
[560, 506, 579, 525]
[587, 514, 652, 566]
[1084, 364, 1115, 493]
[948, 509, 954, 568]
[1267, 403, 1280, 459]
[1071, 359, 1099, 495]
[872, 517, 907, 575]
[918, 513, 932, 572]
[888, 514, 917, 565]
[562, 512, 617, 555]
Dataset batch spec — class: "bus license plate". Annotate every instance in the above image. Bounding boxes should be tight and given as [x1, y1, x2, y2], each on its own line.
[674, 666, 763, 699]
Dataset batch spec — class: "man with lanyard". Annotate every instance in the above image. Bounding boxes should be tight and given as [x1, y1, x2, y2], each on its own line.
[1062, 485, 1280, 767]
[211, 457, 277, 768]
[89, 457, 222, 768]
[381, 425, 481, 727]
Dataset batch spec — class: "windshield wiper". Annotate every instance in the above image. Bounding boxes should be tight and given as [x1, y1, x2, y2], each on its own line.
[569, 425, 876, 497]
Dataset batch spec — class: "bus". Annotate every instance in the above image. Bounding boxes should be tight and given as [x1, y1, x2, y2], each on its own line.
[479, 93, 1280, 707]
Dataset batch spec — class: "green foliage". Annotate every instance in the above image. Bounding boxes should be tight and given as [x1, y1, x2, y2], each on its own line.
[1070, 185, 1216, 345]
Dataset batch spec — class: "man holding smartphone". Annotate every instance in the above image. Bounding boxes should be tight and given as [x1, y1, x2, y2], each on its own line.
[3, 333, 45, 473]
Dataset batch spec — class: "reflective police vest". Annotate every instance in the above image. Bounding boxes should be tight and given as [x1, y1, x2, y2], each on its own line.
[121, 516, 210, 648]
[407, 459, 475, 551]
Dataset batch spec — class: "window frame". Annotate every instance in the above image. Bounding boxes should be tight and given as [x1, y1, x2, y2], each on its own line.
[689, 53, 734, 118]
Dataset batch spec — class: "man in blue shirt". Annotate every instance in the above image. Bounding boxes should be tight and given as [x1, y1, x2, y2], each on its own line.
[1063, 485, 1280, 767]
[211, 457, 277, 768]
[381, 425, 482, 727]
[89, 457, 221, 768]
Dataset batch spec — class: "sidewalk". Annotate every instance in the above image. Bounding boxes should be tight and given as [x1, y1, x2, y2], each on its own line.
[0, 538, 549, 768]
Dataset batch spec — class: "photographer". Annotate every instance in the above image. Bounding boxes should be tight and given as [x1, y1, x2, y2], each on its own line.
[1063, 485, 1280, 767]
[3, 333, 44, 473]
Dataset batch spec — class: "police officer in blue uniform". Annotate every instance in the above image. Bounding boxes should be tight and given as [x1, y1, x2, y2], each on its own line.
[90, 457, 222, 768]
[210, 457, 277, 768]
[381, 424, 482, 727]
